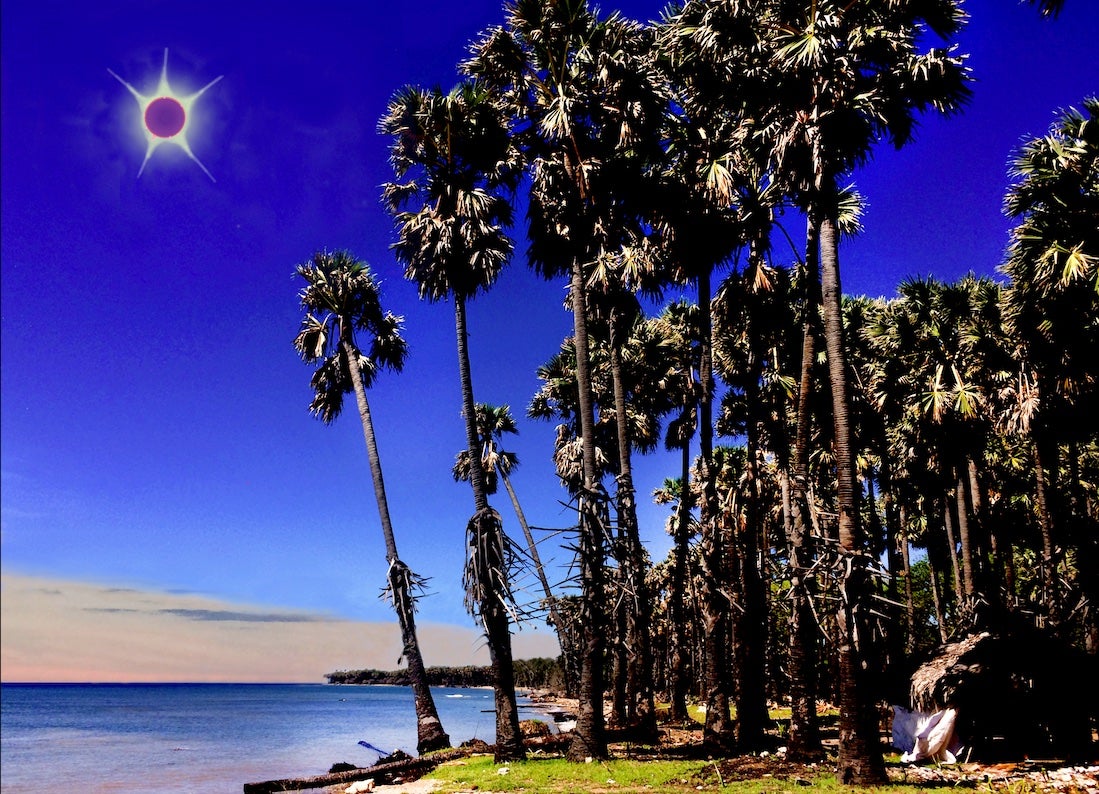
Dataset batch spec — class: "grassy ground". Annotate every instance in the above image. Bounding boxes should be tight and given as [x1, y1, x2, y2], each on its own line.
[427, 754, 707, 793]
[331, 701, 1094, 794]
[419, 753, 1097, 794]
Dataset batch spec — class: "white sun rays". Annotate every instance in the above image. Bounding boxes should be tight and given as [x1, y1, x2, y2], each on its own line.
[109, 49, 223, 182]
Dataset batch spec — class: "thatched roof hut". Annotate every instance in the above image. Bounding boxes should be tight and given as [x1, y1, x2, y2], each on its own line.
[910, 632, 989, 714]
[907, 629, 1095, 762]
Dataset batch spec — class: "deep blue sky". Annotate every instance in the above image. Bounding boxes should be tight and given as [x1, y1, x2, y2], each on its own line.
[3, 0, 1097, 643]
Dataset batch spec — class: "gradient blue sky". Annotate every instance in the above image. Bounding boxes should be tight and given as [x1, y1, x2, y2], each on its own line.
[2, 0, 1096, 678]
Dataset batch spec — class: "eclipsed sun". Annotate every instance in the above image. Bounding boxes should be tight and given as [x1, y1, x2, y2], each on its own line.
[109, 49, 223, 182]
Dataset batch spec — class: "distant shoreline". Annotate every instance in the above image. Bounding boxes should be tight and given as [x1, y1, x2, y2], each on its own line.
[324, 658, 562, 690]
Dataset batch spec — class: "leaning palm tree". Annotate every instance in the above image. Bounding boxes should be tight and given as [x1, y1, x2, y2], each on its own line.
[381, 82, 526, 762]
[293, 250, 450, 755]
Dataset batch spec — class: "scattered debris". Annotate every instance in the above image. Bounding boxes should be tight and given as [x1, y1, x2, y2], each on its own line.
[891, 762, 1099, 792]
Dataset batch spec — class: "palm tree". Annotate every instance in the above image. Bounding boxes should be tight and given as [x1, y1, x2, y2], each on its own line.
[380, 82, 526, 762]
[760, 0, 972, 781]
[650, 300, 704, 724]
[1001, 97, 1099, 655]
[785, 219, 827, 760]
[587, 255, 666, 738]
[293, 250, 450, 755]
[772, 189, 864, 760]
[651, 11, 748, 749]
[453, 402, 579, 692]
[530, 315, 682, 719]
[714, 263, 803, 751]
[465, 0, 665, 760]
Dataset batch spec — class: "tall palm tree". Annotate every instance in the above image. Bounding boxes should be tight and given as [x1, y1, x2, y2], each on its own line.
[775, 188, 864, 760]
[466, 0, 664, 760]
[760, 1, 971, 781]
[714, 262, 803, 751]
[1001, 97, 1099, 656]
[785, 217, 827, 761]
[293, 250, 450, 755]
[650, 300, 704, 724]
[380, 82, 526, 762]
[650, 36, 741, 757]
[587, 254, 667, 738]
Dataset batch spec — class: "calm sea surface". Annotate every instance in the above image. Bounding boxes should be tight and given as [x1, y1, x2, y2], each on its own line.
[1, 683, 530, 793]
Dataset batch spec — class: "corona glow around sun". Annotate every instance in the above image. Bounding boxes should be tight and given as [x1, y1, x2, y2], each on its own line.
[109, 49, 222, 181]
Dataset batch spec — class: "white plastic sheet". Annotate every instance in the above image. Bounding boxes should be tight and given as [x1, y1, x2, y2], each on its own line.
[892, 705, 964, 763]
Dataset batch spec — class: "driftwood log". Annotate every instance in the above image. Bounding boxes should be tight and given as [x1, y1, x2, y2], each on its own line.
[242, 746, 472, 793]
[242, 735, 570, 793]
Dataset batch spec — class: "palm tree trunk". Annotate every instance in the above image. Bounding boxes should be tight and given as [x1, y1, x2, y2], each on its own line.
[969, 458, 1006, 606]
[453, 299, 524, 762]
[965, 458, 988, 594]
[866, 475, 884, 563]
[942, 488, 964, 606]
[695, 267, 733, 751]
[819, 211, 886, 784]
[955, 469, 978, 618]
[608, 309, 657, 739]
[900, 519, 916, 655]
[785, 213, 823, 762]
[925, 522, 952, 643]
[668, 444, 693, 724]
[611, 588, 629, 728]
[735, 447, 771, 751]
[879, 453, 907, 684]
[735, 336, 771, 750]
[566, 259, 608, 762]
[1031, 434, 1058, 620]
[341, 338, 449, 754]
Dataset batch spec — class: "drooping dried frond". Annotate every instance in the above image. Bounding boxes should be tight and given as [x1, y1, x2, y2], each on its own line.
[380, 556, 431, 619]
[462, 507, 522, 621]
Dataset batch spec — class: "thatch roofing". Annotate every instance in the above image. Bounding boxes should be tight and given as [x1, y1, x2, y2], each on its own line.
[907, 628, 1096, 761]
[910, 631, 990, 713]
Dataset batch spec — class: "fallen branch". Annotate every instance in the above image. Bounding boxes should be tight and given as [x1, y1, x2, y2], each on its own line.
[242, 746, 473, 793]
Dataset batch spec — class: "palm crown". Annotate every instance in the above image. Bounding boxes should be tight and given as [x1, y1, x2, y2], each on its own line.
[381, 82, 518, 303]
[293, 250, 408, 422]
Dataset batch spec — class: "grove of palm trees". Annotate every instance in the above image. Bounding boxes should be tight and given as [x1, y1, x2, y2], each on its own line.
[296, 0, 1097, 785]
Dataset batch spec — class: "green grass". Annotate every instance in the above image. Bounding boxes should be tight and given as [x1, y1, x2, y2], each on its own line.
[422, 755, 920, 793]
[425, 754, 709, 793]
[422, 753, 1071, 793]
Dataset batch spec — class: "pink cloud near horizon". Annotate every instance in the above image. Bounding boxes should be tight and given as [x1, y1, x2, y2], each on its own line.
[0, 572, 560, 683]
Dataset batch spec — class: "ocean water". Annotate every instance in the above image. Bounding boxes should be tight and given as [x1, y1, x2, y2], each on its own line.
[0, 683, 529, 793]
